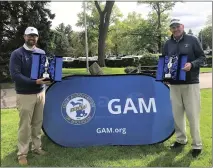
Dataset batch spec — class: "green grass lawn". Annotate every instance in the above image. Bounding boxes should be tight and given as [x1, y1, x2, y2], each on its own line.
[62, 67, 126, 76]
[200, 67, 212, 73]
[62, 67, 212, 76]
[1, 89, 212, 167]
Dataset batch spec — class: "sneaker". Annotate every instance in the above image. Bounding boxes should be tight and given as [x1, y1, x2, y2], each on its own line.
[170, 141, 187, 149]
[32, 149, 47, 156]
[191, 149, 202, 158]
[18, 155, 28, 166]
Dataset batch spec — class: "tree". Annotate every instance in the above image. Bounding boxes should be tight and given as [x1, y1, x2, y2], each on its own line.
[94, 1, 115, 67]
[71, 32, 85, 57]
[198, 26, 212, 50]
[50, 23, 73, 57]
[188, 29, 193, 35]
[49, 29, 70, 57]
[108, 12, 148, 55]
[137, 1, 176, 53]
[76, 2, 122, 58]
[206, 14, 212, 26]
[0, 1, 55, 82]
[122, 11, 171, 54]
[198, 15, 212, 50]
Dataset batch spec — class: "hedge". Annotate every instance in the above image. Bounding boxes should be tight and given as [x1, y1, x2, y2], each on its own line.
[206, 56, 212, 67]
[63, 60, 98, 68]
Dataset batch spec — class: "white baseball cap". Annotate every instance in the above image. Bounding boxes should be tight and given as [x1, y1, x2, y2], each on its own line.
[24, 27, 39, 36]
[169, 18, 183, 27]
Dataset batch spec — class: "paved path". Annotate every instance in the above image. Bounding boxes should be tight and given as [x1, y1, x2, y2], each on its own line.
[199, 73, 212, 89]
[1, 73, 212, 109]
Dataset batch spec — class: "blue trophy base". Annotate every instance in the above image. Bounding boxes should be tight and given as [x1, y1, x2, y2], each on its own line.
[31, 53, 63, 82]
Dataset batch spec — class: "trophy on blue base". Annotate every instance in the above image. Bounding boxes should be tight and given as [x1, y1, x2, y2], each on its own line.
[163, 55, 179, 80]
[156, 54, 188, 82]
[31, 53, 63, 82]
[43, 57, 50, 80]
[164, 57, 173, 78]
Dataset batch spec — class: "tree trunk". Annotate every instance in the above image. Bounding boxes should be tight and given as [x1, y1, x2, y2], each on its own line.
[115, 43, 118, 56]
[95, 1, 115, 67]
[157, 3, 162, 53]
[98, 13, 106, 67]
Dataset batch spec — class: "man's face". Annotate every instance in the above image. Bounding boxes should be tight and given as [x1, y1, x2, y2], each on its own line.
[24, 34, 38, 46]
[170, 23, 184, 38]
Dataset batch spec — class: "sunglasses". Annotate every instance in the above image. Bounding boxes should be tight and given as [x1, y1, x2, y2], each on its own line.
[170, 23, 182, 29]
[26, 34, 38, 38]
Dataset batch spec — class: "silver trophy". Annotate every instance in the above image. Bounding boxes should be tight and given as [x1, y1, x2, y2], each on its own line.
[43, 57, 50, 79]
[165, 57, 173, 78]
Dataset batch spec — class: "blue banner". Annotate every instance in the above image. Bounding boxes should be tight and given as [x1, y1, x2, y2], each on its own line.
[43, 74, 174, 147]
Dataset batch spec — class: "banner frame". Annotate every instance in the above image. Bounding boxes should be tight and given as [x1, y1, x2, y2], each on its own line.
[42, 73, 175, 148]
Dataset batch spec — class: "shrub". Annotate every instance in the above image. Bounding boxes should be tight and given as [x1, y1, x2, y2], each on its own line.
[137, 53, 159, 66]
[105, 59, 123, 67]
[121, 58, 135, 67]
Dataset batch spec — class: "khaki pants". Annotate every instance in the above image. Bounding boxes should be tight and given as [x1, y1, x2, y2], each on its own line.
[170, 84, 202, 149]
[16, 90, 45, 157]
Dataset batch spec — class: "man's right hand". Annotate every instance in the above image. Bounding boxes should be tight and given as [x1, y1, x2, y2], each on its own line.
[36, 78, 52, 85]
[163, 81, 170, 85]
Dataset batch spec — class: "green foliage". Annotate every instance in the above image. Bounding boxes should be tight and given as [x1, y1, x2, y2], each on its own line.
[206, 14, 212, 26]
[76, 2, 99, 56]
[198, 26, 212, 50]
[137, 2, 176, 53]
[206, 56, 212, 67]
[63, 60, 98, 68]
[108, 12, 147, 55]
[106, 58, 135, 67]
[71, 2, 175, 58]
[136, 53, 159, 66]
[49, 23, 73, 57]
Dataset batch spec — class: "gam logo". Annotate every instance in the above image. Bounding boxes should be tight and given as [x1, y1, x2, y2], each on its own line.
[108, 98, 157, 114]
[61, 93, 96, 125]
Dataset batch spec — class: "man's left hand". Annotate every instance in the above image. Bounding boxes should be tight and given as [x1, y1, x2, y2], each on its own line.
[182, 62, 192, 72]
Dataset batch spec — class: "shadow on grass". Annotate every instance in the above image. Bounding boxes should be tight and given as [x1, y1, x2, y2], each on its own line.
[1, 135, 193, 167]
[146, 146, 193, 167]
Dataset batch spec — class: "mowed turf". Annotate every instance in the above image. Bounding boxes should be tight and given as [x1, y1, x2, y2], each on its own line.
[1, 89, 212, 167]
[62, 67, 212, 76]
[62, 67, 126, 76]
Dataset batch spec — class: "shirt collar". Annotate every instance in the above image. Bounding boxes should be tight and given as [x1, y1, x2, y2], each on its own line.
[173, 34, 183, 42]
[171, 32, 185, 42]
[23, 43, 36, 51]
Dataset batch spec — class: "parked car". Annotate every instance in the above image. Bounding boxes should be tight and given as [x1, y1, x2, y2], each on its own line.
[63, 57, 74, 62]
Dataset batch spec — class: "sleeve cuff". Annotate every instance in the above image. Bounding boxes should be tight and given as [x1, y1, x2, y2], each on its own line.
[191, 62, 196, 69]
